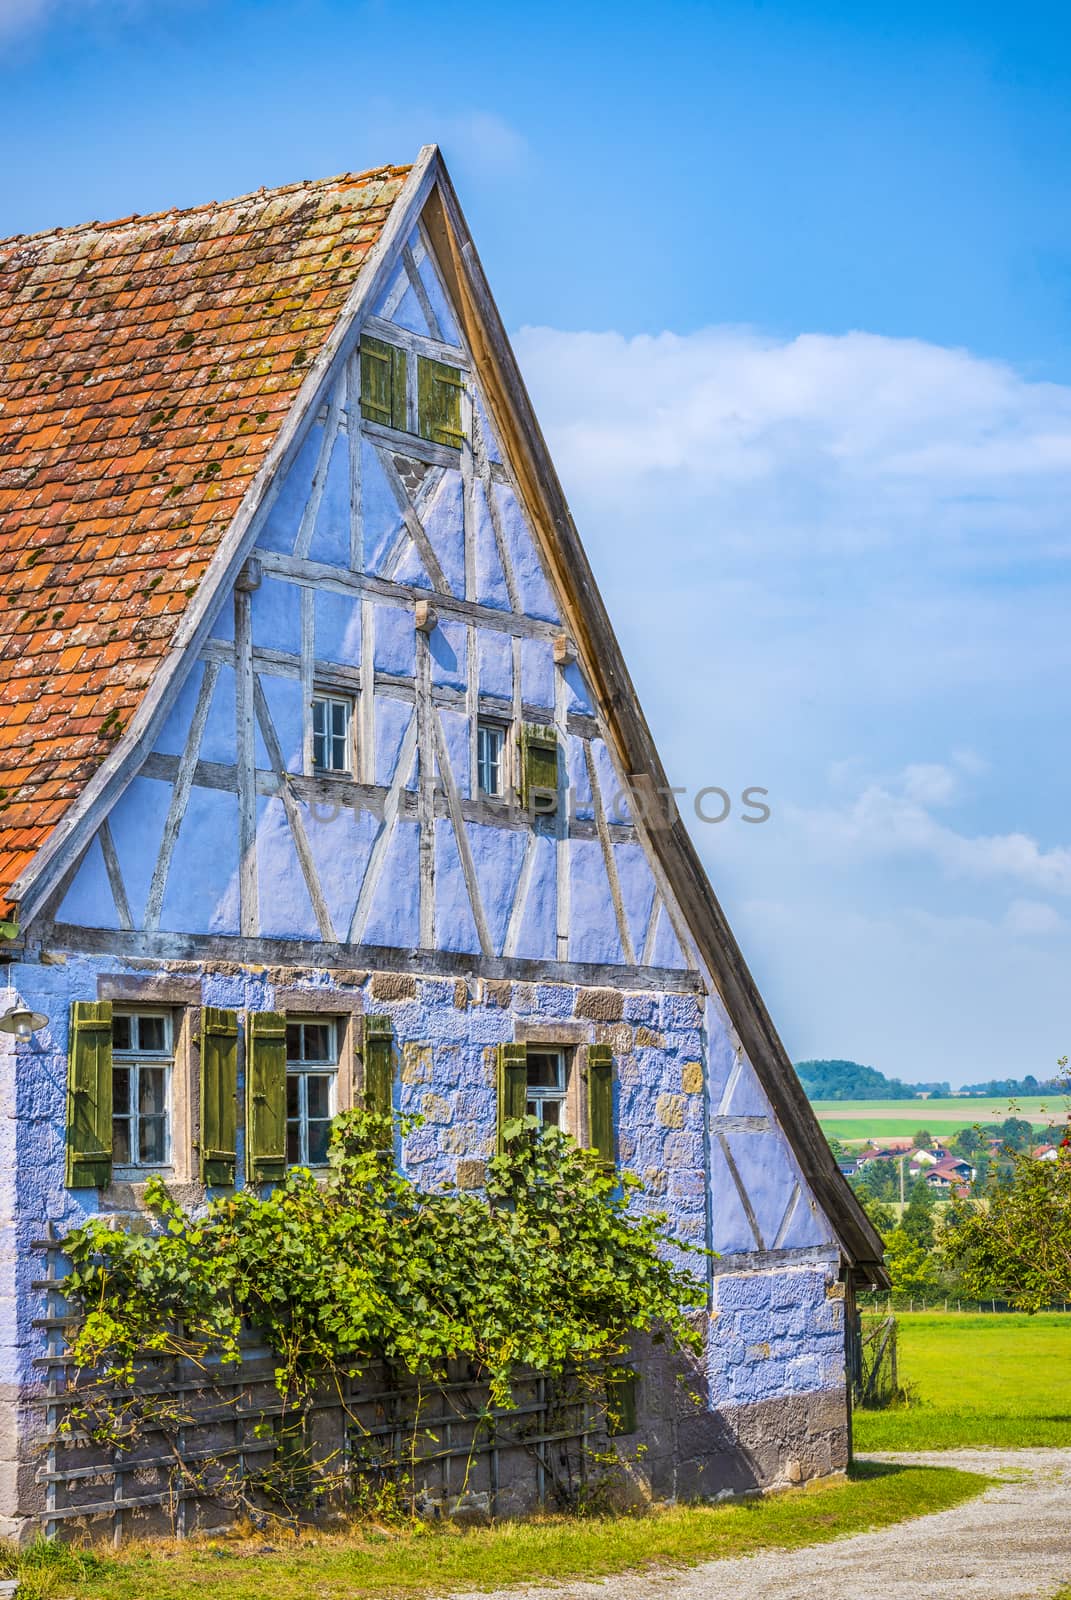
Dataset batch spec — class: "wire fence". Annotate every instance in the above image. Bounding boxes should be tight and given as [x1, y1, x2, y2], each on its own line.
[860, 1295, 1071, 1314]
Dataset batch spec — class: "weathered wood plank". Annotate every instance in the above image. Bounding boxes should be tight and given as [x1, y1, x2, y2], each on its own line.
[584, 739, 635, 965]
[252, 675, 336, 943]
[348, 711, 419, 943]
[234, 588, 258, 937]
[44, 922, 707, 995]
[255, 550, 561, 641]
[377, 447, 450, 595]
[360, 596, 375, 785]
[145, 657, 220, 932]
[416, 626, 435, 949]
[294, 377, 343, 559]
[429, 705, 492, 956]
[402, 243, 444, 342]
[98, 819, 133, 932]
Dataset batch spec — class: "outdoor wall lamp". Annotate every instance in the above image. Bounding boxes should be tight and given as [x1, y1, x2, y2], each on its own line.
[0, 1005, 47, 1040]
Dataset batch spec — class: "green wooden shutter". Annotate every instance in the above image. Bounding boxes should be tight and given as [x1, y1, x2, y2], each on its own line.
[65, 1000, 113, 1189]
[417, 356, 465, 448]
[496, 1043, 528, 1153]
[520, 725, 559, 814]
[360, 335, 406, 429]
[200, 1006, 238, 1186]
[587, 1044, 615, 1166]
[363, 1014, 394, 1143]
[247, 1010, 287, 1185]
[606, 1368, 638, 1436]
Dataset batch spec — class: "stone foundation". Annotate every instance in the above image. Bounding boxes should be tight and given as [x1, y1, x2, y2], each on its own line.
[619, 1328, 849, 1506]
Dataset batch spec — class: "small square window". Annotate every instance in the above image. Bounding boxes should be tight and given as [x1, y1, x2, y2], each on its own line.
[477, 721, 506, 798]
[312, 695, 353, 774]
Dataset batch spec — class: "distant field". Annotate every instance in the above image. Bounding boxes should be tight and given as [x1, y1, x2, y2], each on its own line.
[812, 1094, 1065, 1145]
[854, 1312, 1071, 1451]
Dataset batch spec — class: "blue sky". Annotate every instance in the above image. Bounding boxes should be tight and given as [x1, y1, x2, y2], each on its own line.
[4, 0, 1071, 1085]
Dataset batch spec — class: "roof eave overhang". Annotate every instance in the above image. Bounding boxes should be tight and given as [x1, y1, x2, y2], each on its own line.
[421, 163, 888, 1279]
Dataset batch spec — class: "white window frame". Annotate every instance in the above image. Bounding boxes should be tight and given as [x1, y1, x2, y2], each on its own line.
[285, 1016, 340, 1167]
[525, 1048, 568, 1132]
[112, 1009, 173, 1172]
[477, 719, 507, 799]
[311, 693, 354, 775]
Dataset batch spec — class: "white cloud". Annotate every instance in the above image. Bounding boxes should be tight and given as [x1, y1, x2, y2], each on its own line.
[1005, 899, 1068, 938]
[0, 0, 51, 33]
[788, 765, 1071, 898]
[512, 320, 1071, 1078]
[514, 324, 1071, 562]
[900, 762, 962, 807]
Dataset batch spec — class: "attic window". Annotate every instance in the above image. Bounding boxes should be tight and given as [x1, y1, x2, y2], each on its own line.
[360, 335, 406, 430]
[417, 356, 464, 448]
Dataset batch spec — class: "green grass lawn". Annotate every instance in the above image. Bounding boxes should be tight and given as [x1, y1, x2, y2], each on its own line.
[811, 1094, 1064, 1145]
[4, 1464, 988, 1600]
[819, 1116, 1057, 1143]
[853, 1312, 1071, 1450]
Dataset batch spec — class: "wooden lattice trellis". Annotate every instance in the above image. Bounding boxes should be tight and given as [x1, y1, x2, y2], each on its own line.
[32, 1225, 599, 1543]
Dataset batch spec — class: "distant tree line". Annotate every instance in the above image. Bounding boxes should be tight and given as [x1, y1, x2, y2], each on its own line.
[956, 1074, 1062, 1097]
[794, 1060, 920, 1101]
[796, 1058, 1061, 1103]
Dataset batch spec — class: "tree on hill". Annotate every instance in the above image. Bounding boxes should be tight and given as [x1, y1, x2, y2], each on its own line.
[996, 1117, 1035, 1153]
[912, 1128, 935, 1149]
[794, 1059, 918, 1101]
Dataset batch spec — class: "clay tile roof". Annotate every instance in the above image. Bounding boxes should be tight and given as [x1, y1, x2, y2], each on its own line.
[0, 162, 412, 913]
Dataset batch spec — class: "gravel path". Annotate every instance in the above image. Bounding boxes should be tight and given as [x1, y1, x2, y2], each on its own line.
[444, 1451, 1071, 1600]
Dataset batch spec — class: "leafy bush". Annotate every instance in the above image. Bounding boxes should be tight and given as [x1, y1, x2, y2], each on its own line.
[60, 1109, 706, 1417]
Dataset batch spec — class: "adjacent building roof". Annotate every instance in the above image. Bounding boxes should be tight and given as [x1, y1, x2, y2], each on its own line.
[0, 164, 411, 908]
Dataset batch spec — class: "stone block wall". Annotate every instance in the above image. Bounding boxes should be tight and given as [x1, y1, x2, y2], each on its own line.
[0, 950, 851, 1533]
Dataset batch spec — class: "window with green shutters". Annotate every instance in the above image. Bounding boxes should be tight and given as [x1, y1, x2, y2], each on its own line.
[417, 356, 465, 448]
[360, 335, 407, 430]
[358, 335, 466, 447]
[496, 1042, 528, 1153]
[586, 1044, 615, 1167]
[246, 1010, 287, 1185]
[363, 1014, 394, 1145]
[520, 724, 559, 816]
[66, 1000, 114, 1189]
[200, 1006, 238, 1186]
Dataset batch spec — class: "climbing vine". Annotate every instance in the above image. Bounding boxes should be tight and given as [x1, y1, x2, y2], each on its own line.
[56, 1112, 705, 1517]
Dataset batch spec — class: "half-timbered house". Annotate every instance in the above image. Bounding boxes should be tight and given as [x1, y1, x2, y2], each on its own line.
[0, 147, 885, 1536]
